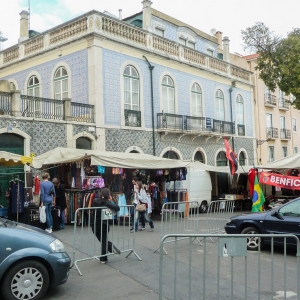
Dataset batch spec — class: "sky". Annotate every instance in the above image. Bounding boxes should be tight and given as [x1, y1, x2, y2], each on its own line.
[1, 0, 300, 54]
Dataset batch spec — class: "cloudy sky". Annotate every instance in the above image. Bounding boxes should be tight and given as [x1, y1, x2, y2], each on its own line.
[1, 0, 299, 54]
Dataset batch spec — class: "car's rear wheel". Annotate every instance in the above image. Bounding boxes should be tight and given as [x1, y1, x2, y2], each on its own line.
[1, 259, 49, 300]
[241, 227, 263, 251]
[199, 201, 208, 213]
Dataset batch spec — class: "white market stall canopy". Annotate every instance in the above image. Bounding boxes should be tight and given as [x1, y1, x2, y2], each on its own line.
[31, 147, 240, 173]
[259, 153, 300, 171]
[32, 147, 191, 169]
[0, 151, 33, 166]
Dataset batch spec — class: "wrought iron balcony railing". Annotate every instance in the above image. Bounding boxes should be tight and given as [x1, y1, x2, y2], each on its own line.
[71, 102, 94, 123]
[237, 124, 245, 136]
[266, 127, 278, 139]
[0, 92, 12, 115]
[124, 109, 141, 127]
[278, 98, 289, 110]
[280, 128, 291, 140]
[265, 94, 277, 106]
[21, 95, 64, 119]
[157, 112, 235, 135]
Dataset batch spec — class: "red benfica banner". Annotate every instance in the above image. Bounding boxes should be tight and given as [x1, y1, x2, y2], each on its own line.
[259, 171, 300, 190]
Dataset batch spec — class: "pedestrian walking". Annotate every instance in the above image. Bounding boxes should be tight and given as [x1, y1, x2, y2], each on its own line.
[52, 178, 67, 229]
[92, 188, 121, 263]
[40, 173, 55, 233]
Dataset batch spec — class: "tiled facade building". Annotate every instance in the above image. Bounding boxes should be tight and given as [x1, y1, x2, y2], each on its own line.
[0, 1, 256, 195]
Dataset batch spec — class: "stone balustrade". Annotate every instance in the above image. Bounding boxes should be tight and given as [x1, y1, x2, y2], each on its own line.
[0, 12, 252, 84]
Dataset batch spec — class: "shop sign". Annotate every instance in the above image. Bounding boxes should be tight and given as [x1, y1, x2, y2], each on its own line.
[259, 172, 300, 190]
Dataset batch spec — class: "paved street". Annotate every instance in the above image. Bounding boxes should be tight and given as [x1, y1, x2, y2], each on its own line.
[44, 213, 299, 300]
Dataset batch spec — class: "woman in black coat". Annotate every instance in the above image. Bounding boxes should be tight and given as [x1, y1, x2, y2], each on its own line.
[52, 178, 67, 229]
[92, 188, 121, 263]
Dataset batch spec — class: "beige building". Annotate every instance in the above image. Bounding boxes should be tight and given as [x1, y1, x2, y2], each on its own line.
[244, 54, 300, 165]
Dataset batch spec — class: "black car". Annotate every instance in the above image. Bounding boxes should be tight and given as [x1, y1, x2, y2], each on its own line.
[224, 197, 300, 250]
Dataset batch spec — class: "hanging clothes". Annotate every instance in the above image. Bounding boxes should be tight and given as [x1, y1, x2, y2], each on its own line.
[33, 175, 40, 195]
[11, 180, 25, 214]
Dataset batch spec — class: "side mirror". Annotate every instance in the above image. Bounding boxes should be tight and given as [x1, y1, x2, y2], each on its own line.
[271, 210, 284, 220]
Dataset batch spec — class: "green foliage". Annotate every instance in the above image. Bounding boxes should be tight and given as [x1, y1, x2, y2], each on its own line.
[242, 22, 300, 109]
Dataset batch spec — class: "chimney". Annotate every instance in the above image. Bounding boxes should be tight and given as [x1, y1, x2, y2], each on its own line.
[119, 9, 122, 20]
[222, 36, 230, 62]
[215, 31, 223, 51]
[142, 0, 152, 31]
[19, 10, 29, 42]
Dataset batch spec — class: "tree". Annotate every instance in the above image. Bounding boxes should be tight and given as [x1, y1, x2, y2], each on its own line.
[242, 22, 300, 109]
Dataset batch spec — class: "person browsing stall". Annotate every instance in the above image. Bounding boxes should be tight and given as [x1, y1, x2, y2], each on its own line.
[52, 178, 67, 229]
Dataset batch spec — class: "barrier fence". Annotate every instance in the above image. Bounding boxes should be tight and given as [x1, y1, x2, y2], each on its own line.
[154, 201, 201, 254]
[72, 205, 141, 275]
[159, 233, 300, 300]
[206, 200, 235, 239]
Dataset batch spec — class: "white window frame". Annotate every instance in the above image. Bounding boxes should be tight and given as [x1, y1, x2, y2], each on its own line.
[155, 27, 164, 37]
[54, 67, 68, 100]
[162, 76, 175, 114]
[282, 146, 288, 157]
[187, 41, 195, 49]
[215, 89, 225, 121]
[27, 75, 41, 117]
[179, 37, 186, 46]
[269, 146, 275, 162]
[27, 75, 40, 97]
[294, 146, 298, 154]
[123, 65, 140, 111]
[236, 94, 244, 125]
[292, 118, 297, 132]
[207, 48, 214, 56]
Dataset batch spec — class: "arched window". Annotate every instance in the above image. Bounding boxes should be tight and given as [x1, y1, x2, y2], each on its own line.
[124, 66, 139, 111]
[239, 152, 246, 166]
[27, 75, 40, 96]
[216, 151, 227, 166]
[194, 151, 204, 163]
[129, 150, 139, 153]
[163, 151, 178, 160]
[215, 89, 224, 121]
[76, 137, 92, 150]
[54, 67, 68, 100]
[191, 83, 202, 117]
[236, 94, 244, 125]
[162, 76, 175, 113]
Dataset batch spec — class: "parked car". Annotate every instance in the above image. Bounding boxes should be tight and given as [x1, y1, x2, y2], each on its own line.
[0, 217, 71, 300]
[224, 197, 300, 250]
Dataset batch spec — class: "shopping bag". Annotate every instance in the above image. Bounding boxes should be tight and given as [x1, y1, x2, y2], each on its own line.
[136, 203, 146, 212]
[39, 206, 46, 223]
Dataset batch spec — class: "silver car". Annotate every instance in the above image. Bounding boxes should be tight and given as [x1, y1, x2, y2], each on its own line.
[0, 218, 71, 300]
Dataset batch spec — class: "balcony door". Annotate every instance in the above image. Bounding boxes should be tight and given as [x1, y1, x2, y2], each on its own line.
[266, 113, 273, 137]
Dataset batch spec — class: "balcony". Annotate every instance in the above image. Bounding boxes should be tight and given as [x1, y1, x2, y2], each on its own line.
[278, 98, 290, 110]
[265, 94, 277, 107]
[237, 124, 245, 136]
[124, 109, 141, 127]
[280, 128, 291, 140]
[0, 93, 94, 123]
[266, 127, 278, 139]
[157, 112, 235, 136]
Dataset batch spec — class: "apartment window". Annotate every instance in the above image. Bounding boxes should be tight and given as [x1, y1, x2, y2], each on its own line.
[292, 118, 297, 132]
[294, 146, 298, 154]
[54, 67, 68, 100]
[187, 41, 195, 49]
[163, 151, 178, 160]
[280, 116, 286, 129]
[268, 146, 274, 162]
[155, 27, 164, 37]
[239, 152, 246, 166]
[266, 113, 272, 135]
[282, 146, 288, 158]
[207, 49, 214, 56]
[215, 89, 225, 121]
[236, 94, 244, 125]
[191, 83, 202, 117]
[194, 151, 204, 163]
[179, 37, 186, 46]
[162, 76, 175, 113]
[124, 65, 139, 111]
[27, 76, 40, 97]
[217, 151, 227, 166]
[76, 137, 92, 150]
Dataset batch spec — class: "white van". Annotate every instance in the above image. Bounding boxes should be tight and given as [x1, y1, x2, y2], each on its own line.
[165, 169, 212, 213]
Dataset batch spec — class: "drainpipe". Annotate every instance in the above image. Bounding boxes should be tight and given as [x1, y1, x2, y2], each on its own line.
[143, 55, 156, 156]
[229, 83, 235, 151]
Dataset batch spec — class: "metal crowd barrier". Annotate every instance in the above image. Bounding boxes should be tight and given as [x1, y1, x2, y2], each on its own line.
[72, 205, 141, 275]
[206, 200, 235, 240]
[154, 201, 201, 254]
[159, 233, 300, 300]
